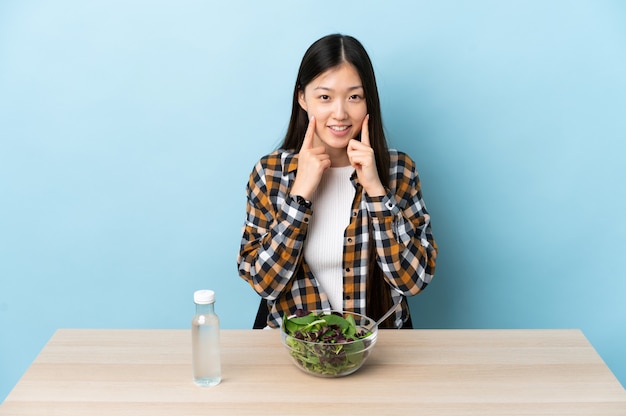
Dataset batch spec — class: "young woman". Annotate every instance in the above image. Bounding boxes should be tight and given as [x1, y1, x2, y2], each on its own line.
[237, 34, 437, 329]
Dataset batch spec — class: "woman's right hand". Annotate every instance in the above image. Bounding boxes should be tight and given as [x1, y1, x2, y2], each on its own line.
[290, 116, 330, 200]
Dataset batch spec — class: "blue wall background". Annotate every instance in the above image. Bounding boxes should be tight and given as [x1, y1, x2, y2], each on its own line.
[1, 0, 625, 401]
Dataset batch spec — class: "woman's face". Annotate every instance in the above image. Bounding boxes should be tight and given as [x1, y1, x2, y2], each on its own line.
[298, 62, 368, 153]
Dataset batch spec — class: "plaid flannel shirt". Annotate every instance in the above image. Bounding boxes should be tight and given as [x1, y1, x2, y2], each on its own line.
[237, 148, 437, 328]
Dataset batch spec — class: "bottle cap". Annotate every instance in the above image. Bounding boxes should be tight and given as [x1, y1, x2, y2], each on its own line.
[194, 289, 215, 304]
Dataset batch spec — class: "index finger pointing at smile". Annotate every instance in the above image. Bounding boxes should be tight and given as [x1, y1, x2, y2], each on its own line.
[301, 116, 315, 150]
[360, 114, 370, 146]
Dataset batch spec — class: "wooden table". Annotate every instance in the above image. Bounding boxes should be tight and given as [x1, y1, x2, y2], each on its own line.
[1, 329, 624, 415]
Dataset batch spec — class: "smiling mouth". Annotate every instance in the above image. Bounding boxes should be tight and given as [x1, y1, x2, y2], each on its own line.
[329, 125, 350, 131]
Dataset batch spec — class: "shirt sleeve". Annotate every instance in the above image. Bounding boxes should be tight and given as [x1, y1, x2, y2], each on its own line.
[237, 157, 312, 300]
[363, 153, 437, 295]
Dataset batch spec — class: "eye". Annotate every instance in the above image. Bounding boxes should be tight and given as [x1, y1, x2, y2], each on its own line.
[319, 95, 330, 101]
[349, 94, 363, 101]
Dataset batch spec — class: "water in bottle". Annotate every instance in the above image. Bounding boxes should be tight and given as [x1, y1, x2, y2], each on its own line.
[192, 289, 221, 386]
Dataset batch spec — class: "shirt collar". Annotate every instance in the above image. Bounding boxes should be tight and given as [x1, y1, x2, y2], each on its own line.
[284, 153, 299, 176]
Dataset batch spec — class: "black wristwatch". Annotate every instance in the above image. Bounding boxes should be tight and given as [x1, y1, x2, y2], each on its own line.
[292, 195, 312, 209]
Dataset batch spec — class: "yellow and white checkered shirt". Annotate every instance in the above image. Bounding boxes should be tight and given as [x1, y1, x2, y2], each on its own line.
[237, 148, 437, 328]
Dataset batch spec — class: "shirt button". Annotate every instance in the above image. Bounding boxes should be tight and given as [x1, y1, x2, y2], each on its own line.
[304, 218, 309, 223]
[386, 202, 393, 209]
[352, 211, 358, 216]
[347, 238, 353, 243]
[345, 268, 350, 272]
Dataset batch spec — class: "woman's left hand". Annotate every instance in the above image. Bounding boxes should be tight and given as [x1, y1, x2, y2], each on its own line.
[347, 114, 386, 196]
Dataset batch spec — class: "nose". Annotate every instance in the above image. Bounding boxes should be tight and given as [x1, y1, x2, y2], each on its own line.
[332, 101, 348, 120]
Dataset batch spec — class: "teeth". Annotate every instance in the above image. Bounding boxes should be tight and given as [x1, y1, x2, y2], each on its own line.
[330, 126, 349, 131]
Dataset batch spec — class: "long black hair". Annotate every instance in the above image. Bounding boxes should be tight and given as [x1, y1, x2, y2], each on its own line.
[282, 34, 396, 327]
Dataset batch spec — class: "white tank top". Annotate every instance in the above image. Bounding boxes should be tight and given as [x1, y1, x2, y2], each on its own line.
[304, 165, 355, 311]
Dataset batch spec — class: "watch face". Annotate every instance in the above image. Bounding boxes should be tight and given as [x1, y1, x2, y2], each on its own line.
[295, 195, 311, 208]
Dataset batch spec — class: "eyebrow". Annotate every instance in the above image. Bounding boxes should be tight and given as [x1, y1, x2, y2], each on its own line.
[313, 85, 364, 92]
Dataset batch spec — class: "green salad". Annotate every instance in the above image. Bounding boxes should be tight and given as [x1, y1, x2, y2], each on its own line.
[282, 310, 374, 376]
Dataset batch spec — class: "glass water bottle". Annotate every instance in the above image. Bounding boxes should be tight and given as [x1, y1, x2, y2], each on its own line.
[191, 289, 221, 386]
